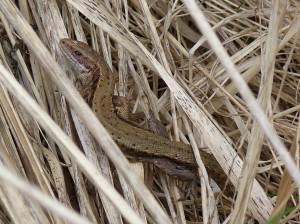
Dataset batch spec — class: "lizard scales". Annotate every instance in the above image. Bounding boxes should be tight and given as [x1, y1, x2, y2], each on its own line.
[59, 38, 234, 196]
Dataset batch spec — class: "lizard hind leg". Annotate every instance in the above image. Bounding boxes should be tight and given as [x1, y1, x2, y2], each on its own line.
[148, 158, 199, 201]
[177, 179, 198, 202]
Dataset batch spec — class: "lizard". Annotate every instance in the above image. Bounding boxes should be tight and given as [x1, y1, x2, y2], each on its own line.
[59, 38, 235, 197]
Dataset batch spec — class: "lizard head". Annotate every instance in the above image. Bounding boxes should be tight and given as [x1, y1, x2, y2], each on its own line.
[59, 38, 99, 73]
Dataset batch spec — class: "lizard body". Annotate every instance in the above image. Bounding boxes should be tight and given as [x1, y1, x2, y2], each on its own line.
[59, 38, 234, 196]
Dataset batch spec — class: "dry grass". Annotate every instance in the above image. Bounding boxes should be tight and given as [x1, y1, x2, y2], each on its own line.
[0, 0, 299, 223]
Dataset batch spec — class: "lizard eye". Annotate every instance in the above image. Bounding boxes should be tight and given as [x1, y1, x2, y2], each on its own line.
[74, 50, 82, 56]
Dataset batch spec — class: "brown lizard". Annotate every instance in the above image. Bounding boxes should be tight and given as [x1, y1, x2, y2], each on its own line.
[59, 38, 235, 197]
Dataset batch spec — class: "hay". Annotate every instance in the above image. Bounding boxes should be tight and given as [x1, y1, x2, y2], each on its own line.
[0, 0, 299, 223]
